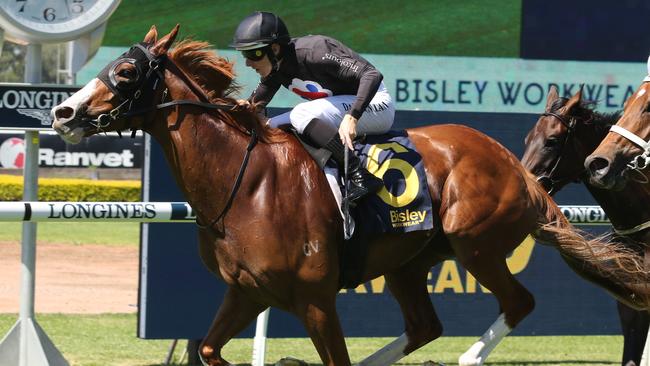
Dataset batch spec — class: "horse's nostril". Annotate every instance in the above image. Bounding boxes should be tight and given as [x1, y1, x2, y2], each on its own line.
[54, 106, 74, 120]
[587, 156, 610, 175]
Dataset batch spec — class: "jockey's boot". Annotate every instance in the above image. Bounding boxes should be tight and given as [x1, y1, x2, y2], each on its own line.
[303, 118, 384, 202]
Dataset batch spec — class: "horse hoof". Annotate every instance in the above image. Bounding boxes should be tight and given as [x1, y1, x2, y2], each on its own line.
[275, 356, 308, 366]
[423, 360, 445, 366]
[458, 355, 483, 366]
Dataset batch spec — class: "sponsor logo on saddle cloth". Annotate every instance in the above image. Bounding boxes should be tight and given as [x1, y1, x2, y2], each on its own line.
[332, 131, 434, 234]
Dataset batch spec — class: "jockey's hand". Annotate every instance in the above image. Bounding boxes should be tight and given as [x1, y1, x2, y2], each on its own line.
[233, 99, 251, 111]
[339, 114, 358, 150]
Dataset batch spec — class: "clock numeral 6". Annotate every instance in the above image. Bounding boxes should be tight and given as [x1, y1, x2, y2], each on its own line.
[72, 0, 84, 14]
[43, 8, 55, 22]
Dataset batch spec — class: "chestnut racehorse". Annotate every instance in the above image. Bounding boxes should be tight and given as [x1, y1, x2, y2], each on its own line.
[522, 86, 650, 366]
[586, 73, 650, 191]
[51, 26, 649, 366]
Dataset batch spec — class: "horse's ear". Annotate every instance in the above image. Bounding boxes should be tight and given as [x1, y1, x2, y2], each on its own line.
[564, 85, 583, 113]
[150, 24, 180, 56]
[545, 86, 559, 111]
[143, 25, 158, 44]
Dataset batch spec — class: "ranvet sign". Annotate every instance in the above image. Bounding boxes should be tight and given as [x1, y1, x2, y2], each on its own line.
[0, 83, 79, 130]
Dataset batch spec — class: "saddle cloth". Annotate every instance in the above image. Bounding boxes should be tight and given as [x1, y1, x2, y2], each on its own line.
[325, 130, 435, 236]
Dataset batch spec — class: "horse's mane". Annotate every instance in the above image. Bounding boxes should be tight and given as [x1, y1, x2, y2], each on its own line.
[169, 39, 283, 143]
[551, 97, 620, 133]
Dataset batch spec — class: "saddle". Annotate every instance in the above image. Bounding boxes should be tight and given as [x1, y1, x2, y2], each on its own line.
[292, 129, 436, 288]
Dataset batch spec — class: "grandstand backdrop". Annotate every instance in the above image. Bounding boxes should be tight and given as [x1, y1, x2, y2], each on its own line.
[68, 0, 650, 338]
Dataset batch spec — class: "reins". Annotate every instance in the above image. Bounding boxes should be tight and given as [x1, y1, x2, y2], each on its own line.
[196, 129, 258, 231]
[93, 42, 260, 232]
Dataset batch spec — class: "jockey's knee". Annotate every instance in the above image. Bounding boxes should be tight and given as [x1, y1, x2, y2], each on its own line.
[289, 103, 334, 134]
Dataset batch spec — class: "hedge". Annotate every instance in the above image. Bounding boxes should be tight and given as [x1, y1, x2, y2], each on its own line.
[0, 174, 141, 202]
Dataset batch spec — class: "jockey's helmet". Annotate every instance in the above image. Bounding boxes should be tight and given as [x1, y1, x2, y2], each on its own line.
[230, 11, 290, 51]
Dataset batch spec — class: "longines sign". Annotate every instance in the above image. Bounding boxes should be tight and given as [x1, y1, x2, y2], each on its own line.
[0, 83, 80, 130]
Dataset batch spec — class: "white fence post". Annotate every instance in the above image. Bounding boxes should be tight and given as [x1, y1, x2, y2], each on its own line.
[252, 308, 271, 366]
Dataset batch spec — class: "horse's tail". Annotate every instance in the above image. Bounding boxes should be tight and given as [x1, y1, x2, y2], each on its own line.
[525, 173, 650, 309]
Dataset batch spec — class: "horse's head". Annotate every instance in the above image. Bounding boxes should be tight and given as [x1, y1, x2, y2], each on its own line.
[51, 25, 179, 144]
[585, 81, 650, 190]
[522, 86, 603, 194]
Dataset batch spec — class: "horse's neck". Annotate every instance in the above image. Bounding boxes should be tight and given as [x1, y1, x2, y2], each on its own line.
[146, 69, 260, 223]
[156, 116, 253, 207]
[584, 182, 650, 230]
[145, 63, 339, 238]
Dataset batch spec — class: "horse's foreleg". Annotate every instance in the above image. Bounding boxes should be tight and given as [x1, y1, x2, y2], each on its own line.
[297, 299, 350, 366]
[618, 301, 650, 366]
[200, 286, 266, 366]
[359, 258, 443, 366]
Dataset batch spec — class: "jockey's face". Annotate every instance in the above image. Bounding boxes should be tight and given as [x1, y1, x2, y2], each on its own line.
[246, 54, 272, 77]
[244, 44, 280, 78]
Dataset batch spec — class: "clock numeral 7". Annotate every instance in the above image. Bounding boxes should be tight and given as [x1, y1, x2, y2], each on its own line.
[16, 0, 26, 13]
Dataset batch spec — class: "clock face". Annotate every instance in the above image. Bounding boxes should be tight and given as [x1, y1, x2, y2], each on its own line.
[7, 0, 100, 24]
[0, 0, 121, 43]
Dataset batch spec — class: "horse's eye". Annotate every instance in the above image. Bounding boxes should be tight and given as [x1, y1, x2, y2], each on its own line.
[544, 137, 560, 149]
[118, 68, 136, 79]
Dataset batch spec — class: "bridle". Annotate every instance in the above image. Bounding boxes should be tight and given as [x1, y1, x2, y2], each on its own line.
[89, 42, 259, 231]
[600, 79, 650, 183]
[87, 43, 166, 136]
[541, 110, 650, 236]
[600, 118, 650, 234]
[608, 120, 650, 184]
[535, 111, 581, 195]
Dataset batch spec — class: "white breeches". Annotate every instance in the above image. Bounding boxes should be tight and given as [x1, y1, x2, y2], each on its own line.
[269, 82, 395, 134]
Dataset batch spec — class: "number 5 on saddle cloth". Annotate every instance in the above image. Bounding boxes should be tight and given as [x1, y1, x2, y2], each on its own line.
[295, 129, 435, 239]
[295, 129, 436, 288]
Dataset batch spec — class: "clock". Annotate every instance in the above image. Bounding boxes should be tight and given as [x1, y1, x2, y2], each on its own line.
[0, 0, 121, 43]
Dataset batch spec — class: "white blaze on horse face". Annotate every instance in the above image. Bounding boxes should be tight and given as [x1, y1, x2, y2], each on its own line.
[51, 78, 102, 144]
[636, 88, 646, 99]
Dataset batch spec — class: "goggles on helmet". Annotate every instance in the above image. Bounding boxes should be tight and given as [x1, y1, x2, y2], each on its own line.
[242, 47, 268, 61]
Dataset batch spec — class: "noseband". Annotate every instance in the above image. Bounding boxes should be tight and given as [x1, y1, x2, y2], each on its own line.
[608, 124, 650, 183]
[536, 111, 579, 194]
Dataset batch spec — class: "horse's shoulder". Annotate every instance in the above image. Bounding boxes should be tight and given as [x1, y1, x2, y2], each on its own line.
[264, 132, 323, 172]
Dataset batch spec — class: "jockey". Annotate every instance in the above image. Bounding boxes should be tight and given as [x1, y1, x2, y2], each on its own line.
[231, 11, 395, 203]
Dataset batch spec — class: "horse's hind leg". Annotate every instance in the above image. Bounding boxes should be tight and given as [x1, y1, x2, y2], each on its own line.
[359, 251, 445, 366]
[452, 238, 535, 366]
[199, 286, 266, 366]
